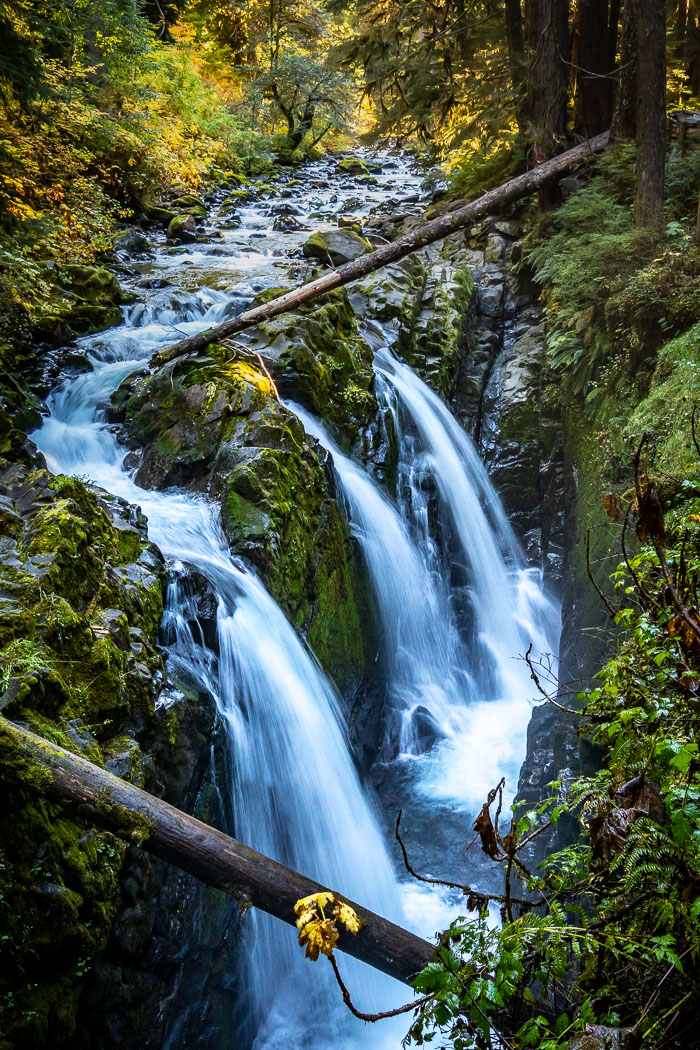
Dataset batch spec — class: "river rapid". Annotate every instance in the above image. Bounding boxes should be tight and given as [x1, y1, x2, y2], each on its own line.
[31, 152, 559, 1049]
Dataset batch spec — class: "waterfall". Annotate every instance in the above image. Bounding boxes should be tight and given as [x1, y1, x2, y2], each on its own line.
[288, 346, 558, 821]
[32, 294, 406, 1050]
[28, 149, 560, 1048]
[288, 402, 473, 756]
[373, 344, 560, 812]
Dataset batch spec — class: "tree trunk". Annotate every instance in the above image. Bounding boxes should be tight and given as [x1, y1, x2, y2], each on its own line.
[524, 0, 570, 154]
[608, 0, 621, 76]
[635, 0, 666, 227]
[504, 0, 527, 122]
[151, 131, 610, 369]
[0, 716, 436, 986]
[576, 0, 614, 135]
[611, 0, 637, 139]
[676, 0, 688, 40]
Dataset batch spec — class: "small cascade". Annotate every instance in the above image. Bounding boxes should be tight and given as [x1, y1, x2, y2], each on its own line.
[288, 402, 472, 755]
[373, 344, 560, 811]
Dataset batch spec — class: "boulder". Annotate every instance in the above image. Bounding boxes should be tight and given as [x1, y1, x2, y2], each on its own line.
[171, 192, 206, 211]
[145, 205, 176, 227]
[337, 156, 370, 176]
[302, 228, 371, 266]
[167, 214, 198, 244]
[35, 264, 127, 337]
[114, 228, 151, 256]
[273, 215, 305, 232]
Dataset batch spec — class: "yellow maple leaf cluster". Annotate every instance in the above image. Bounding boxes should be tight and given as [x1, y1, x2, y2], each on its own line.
[294, 891, 362, 961]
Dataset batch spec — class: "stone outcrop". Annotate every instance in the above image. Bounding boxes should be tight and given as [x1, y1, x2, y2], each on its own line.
[115, 325, 379, 699]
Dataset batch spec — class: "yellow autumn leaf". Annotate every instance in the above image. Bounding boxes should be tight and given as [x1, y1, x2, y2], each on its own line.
[334, 901, 362, 935]
[294, 891, 335, 917]
[294, 907, 317, 930]
[298, 918, 339, 961]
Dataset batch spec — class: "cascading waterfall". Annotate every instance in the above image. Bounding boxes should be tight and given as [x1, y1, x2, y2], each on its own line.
[32, 289, 406, 1050]
[28, 149, 560, 1048]
[373, 343, 560, 811]
[288, 402, 473, 755]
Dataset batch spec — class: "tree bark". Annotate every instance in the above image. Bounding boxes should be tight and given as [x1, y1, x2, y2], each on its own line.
[635, 0, 666, 227]
[0, 716, 436, 985]
[152, 131, 610, 369]
[576, 0, 614, 135]
[524, 0, 570, 153]
[504, 0, 527, 122]
[611, 0, 637, 140]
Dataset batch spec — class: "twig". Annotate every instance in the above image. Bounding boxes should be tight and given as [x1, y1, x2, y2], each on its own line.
[395, 811, 538, 909]
[327, 953, 436, 1021]
[525, 644, 580, 715]
[586, 528, 617, 619]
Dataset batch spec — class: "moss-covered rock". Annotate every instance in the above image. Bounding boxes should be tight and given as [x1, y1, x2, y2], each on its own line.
[245, 288, 378, 434]
[0, 463, 166, 1047]
[337, 156, 370, 176]
[167, 213, 199, 242]
[302, 228, 371, 266]
[118, 349, 378, 691]
[35, 264, 127, 341]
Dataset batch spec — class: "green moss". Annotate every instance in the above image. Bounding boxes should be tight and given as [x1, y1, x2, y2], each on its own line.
[249, 288, 378, 433]
[625, 322, 700, 477]
[0, 462, 166, 1044]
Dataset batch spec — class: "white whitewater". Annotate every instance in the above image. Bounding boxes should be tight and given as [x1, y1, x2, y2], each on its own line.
[374, 344, 560, 811]
[288, 344, 558, 819]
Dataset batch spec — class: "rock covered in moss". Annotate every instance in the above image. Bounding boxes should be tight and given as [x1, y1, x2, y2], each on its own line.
[167, 213, 199, 243]
[245, 288, 378, 432]
[0, 464, 167, 1046]
[117, 350, 378, 692]
[337, 156, 370, 176]
[302, 228, 371, 266]
[36, 264, 127, 340]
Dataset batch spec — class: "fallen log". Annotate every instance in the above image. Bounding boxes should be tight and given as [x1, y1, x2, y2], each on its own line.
[0, 716, 435, 985]
[152, 131, 609, 368]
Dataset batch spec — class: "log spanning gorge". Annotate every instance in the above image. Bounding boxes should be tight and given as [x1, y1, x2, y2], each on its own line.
[31, 154, 560, 1049]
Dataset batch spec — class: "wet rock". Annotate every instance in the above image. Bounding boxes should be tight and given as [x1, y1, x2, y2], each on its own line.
[114, 228, 151, 256]
[302, 228, 372, 266]
[338, 215, 363, 230]
[170, 193, 207, 219]
[567, 1026, 639, 1050]
[145, 205, 176, 226]
[339, 196, 364, 213]
[269, 201, 301, 215]
[337, 156, 370, 176]
[167, 214, 198, 243]
[35, 264, 127, 339]
[273, 214, 305, 232]
[0, 457, 170, 1046]
[409, 705, 442, 752]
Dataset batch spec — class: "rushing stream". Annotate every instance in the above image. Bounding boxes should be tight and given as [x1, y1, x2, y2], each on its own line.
[31, 152, 559, 1048]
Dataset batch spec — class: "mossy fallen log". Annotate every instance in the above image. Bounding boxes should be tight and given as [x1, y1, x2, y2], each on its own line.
[0, 716, 435, 985]
[152, 132, 609, 369]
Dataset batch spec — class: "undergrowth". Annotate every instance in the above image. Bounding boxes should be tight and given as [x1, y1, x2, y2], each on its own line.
[524, 142, 700, 396]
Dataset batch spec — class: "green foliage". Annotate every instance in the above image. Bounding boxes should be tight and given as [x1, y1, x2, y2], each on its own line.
[447, 134, 525, 200]
[524, 144, 700, 396]
[338, 0, 515, 150]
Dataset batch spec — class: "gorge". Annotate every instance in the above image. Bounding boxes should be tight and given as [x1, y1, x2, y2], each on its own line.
[6, 153, 556, 1047]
